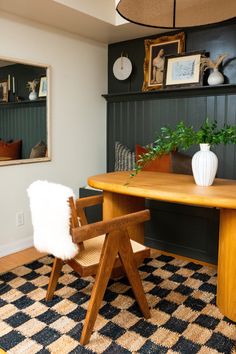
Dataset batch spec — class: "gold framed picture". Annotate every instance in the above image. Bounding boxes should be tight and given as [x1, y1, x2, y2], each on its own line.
[0, 80, 8, 102]
[142, 32, 185, 91]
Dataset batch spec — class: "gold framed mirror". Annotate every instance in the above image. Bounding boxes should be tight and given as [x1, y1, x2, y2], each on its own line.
[0, 56, 50, 166]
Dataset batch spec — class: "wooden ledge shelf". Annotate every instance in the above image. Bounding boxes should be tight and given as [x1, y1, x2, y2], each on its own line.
[103, 84, 236, 102]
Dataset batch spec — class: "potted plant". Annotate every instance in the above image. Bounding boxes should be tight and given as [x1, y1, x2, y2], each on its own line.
[132, 118, 236, 186]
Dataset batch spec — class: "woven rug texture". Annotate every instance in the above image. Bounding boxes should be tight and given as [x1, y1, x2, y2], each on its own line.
[0, 254, 236, 354]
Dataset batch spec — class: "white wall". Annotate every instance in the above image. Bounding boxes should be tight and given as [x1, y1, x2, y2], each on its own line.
[54, 0, 117, 24]
[0, 13, 107, 257]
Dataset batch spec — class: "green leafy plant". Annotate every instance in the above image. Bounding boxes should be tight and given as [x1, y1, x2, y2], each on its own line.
[131, 118, 236, 176]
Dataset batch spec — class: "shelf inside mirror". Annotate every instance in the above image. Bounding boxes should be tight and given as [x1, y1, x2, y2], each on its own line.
[0, 98, 46, 107]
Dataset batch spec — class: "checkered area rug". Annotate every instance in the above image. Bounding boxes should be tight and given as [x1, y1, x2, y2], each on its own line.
[0, 255, 236, 354]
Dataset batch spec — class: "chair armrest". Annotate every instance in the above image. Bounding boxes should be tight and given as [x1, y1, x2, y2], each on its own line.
[71, 209, 150, 243]
[76, 194, 103, 209]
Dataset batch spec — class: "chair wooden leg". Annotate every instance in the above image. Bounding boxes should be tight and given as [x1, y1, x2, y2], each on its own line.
[46, 257, 63, 301]
[118, 231, 150, 319]
[80, 233, 119, 345]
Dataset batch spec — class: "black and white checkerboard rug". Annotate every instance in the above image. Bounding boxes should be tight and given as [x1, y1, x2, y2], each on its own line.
[0, 254, 235, 353]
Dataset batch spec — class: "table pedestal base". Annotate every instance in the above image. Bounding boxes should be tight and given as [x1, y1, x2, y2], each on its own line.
[98, 185, 236, 323]
[103, 191, 145, 244]
[217, 208, 236, 321]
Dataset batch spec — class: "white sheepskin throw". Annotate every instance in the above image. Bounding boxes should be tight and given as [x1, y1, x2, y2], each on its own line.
[27, 180, 78, 260]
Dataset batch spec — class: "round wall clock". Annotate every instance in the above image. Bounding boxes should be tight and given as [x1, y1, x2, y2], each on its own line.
[113, 55, 132, 80]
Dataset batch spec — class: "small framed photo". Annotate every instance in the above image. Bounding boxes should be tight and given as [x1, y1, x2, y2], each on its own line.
[142, 32, 185, 91]
[0, 80, 8, 102]
[39, 76, 47, 97]
[164, 51, 204, 88]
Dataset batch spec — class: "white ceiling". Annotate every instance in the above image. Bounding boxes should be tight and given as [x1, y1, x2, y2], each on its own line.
[0, 0, 165, 43]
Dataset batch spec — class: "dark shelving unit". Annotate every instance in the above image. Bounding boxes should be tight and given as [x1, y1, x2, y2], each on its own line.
[103, 84, 236, 102]
[0, 98, 46, 108]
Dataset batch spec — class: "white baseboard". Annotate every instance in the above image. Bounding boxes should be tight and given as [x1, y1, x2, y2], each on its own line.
[0, 236, 34, 258]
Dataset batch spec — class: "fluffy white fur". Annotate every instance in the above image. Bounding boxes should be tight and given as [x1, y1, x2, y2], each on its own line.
[27, 180, 78, 260]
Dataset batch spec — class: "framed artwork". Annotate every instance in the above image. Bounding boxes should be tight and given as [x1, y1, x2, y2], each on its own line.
[39, 76, 47, 97]
[0, 80, 8, 102]
[142, 32, 185, 91]
[164, 51, 203, 88]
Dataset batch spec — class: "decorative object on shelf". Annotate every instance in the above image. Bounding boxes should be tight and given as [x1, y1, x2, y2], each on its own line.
[192, 143, 218, 186]
[29, 91, 37, 101]
[201, 53, 228, 86]
[16, 96, 24, 102]
[116, 0, 236, 29]
[39, 76, 47, 97]
[113, 53, 132, 81]
[12, 76, 15, 94]
[27, 79, 39, 100]
[142, 32, 185, 91]
[0, 80, 8, 102]
[164, 51, 204, 88]
[208, 69, 224, 85]
[8, 74, 10, 91]
[132, 119, 236, 186]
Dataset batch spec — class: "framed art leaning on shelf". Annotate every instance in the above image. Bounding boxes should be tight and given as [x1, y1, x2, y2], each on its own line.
[0, 80, 8, 102]
[142, 32, 185, 92]
[164, 51, 203, 89]
[39, 76, 47, 97]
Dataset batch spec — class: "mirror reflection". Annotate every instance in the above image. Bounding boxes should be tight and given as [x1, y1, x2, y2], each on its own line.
[0, 58, 50, 165]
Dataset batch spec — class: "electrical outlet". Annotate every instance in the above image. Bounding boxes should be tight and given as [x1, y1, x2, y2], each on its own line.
[16, 212, 24, 227]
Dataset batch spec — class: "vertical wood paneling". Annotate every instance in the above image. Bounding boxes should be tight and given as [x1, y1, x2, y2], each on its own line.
[107, 21, 236, 263]
[107, 93, 236, 180]
[0, 103, 46, 158]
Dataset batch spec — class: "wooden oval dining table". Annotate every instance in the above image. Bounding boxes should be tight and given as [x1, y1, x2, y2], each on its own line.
[88, 170, 236, 322]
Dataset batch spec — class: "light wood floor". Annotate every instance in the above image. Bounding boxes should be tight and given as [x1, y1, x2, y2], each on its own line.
[0, 246, 216, 274]
[0, 247, 47, 273]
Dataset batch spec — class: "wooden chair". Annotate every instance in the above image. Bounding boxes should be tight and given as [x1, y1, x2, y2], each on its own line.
[46, 194, 151, 345]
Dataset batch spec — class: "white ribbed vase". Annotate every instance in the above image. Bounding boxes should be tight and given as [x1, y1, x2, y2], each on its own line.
[192, 144, 218, 186]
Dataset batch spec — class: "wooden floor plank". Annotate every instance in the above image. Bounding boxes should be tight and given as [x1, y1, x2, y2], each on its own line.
[0, 247, 47, 273]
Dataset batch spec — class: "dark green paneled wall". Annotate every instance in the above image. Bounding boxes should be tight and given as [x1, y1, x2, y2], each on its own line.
[107, 93, 236, 179]
[0, 102, 46, 159]
[107, 21, 236, 175]
[106, 20, 236, 264]
[0, 63, 47, 159]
